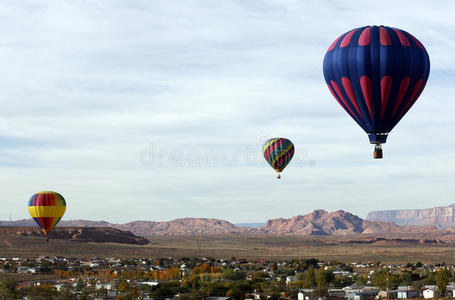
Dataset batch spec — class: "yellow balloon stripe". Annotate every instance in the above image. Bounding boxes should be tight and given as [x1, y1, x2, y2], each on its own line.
[262, 138, 279, 155]
[28, 206, 66, 218]
[271, 143, 294, 170]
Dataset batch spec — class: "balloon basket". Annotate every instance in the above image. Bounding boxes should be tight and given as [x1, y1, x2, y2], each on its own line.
[373, 144, 383, 159]
[277, 174, 281, 179]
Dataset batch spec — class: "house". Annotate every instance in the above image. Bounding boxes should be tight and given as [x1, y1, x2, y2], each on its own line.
[249, 292, 272, 300]
[344, 286, 378, 300]
[137, 281, 159, 287]
[95, 282, 114, 290]
[298, 289, 315, 300]
[397, 286, 420, 299]
[347, 291, 378, 300]
[423, 288, 439, 299]
[378, 290, 398, 299]
[286, 276, 297, 285]
[54, 284, 65, 292]
[328, 288, 346, 298]
[398, 290, 420, 299]
[333, 270, 352, 277]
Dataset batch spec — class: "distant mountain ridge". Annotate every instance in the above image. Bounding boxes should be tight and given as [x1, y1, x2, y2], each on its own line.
[1, 218, 253, 236]
[235, 223, 266, 228]
[367, 204, 455, 228]
[2, 227, 149, 244]
[2, 209, 447, 237]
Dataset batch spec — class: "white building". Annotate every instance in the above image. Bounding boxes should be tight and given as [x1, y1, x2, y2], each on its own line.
[286, 276, 297, 285]
[423, 288, 439, 299]
[95, 282, 114, 290]
[397, 286, 420, 299]
[298, 289, 315, 300]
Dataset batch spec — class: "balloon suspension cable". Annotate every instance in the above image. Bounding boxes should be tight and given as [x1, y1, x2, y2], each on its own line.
[277, 174, 281, 179]
[374, 144, 383, 159]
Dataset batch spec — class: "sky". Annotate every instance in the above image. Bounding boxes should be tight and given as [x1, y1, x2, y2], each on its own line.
[0, 0, 454, 224]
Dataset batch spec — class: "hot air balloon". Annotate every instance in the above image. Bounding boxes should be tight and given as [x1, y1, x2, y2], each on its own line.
[262, 138, 294, 179]
[323, 25, 430, 158]
[27, 191, 66, 241]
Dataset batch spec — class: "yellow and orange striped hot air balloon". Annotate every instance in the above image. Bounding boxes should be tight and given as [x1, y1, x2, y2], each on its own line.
[27, 191, 66, 241]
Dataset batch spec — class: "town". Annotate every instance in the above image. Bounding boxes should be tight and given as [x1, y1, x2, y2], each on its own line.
[0, 256, 454, 299]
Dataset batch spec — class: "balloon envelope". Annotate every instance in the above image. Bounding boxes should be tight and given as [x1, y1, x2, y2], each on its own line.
[262, 138, 295, 173]
[28, 191, 66, 236]
[323, 25, 430, 145]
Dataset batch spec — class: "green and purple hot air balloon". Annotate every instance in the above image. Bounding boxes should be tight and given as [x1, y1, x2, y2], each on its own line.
[262, 138, 295, 179]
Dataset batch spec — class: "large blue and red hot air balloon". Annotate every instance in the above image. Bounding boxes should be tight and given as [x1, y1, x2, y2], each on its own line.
[323, 25, 430, 158]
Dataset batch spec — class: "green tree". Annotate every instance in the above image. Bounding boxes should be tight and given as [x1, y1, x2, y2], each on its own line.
[39, 260, 53, 273]
[303, 265, 316, 288]
[207, 282, 229, 296]
[78, 288, 90, 300]
[116, 280, 130, 293]
[95, 287, 108, 299]
[251, 272, 270, 281]
[313, 269, 329, 298]
[75, 278, 84, 292]
[226, 287, 243, 300]
[222, 269, 246, 281]
[24, 285, 58, 300]
[400, 271, 412, 286]
[57, 285, 77, 300]
[226, 281, 253, 300]
[371, 269, 399, 290]
[355, 274, 368, 285]
[333, 275, 353, 288]
[0, 278, 19, 299]
[436, 268, 449, 296]
[316, 269, 333, 287]
[150, 282, 179, 299]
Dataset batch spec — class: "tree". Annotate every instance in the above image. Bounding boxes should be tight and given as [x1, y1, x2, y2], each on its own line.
[316, 269, 333, 287]
[313, 269, 329, 298]
[436, 268, 449, 296]
[23, 285, 58, 300]
[0, 278, 19, 299]
[78, 288, 90, 300]
[400, 271, 412, 286]
[116, 280, 130, 293]
[56, 285, 77, 300]
[207, 282, 229, 296]
[303, 265, 316, 288]
[75, 278, 84, 292]
[150, 282, 179, 299]
[226, 287, 243, 300]
[371, 269, 399, 290]
[222, 269, 246, 281]
[39, 260, 53, 273]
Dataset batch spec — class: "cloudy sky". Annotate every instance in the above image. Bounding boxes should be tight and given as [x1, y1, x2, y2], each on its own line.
[0, 0, 454, 223]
